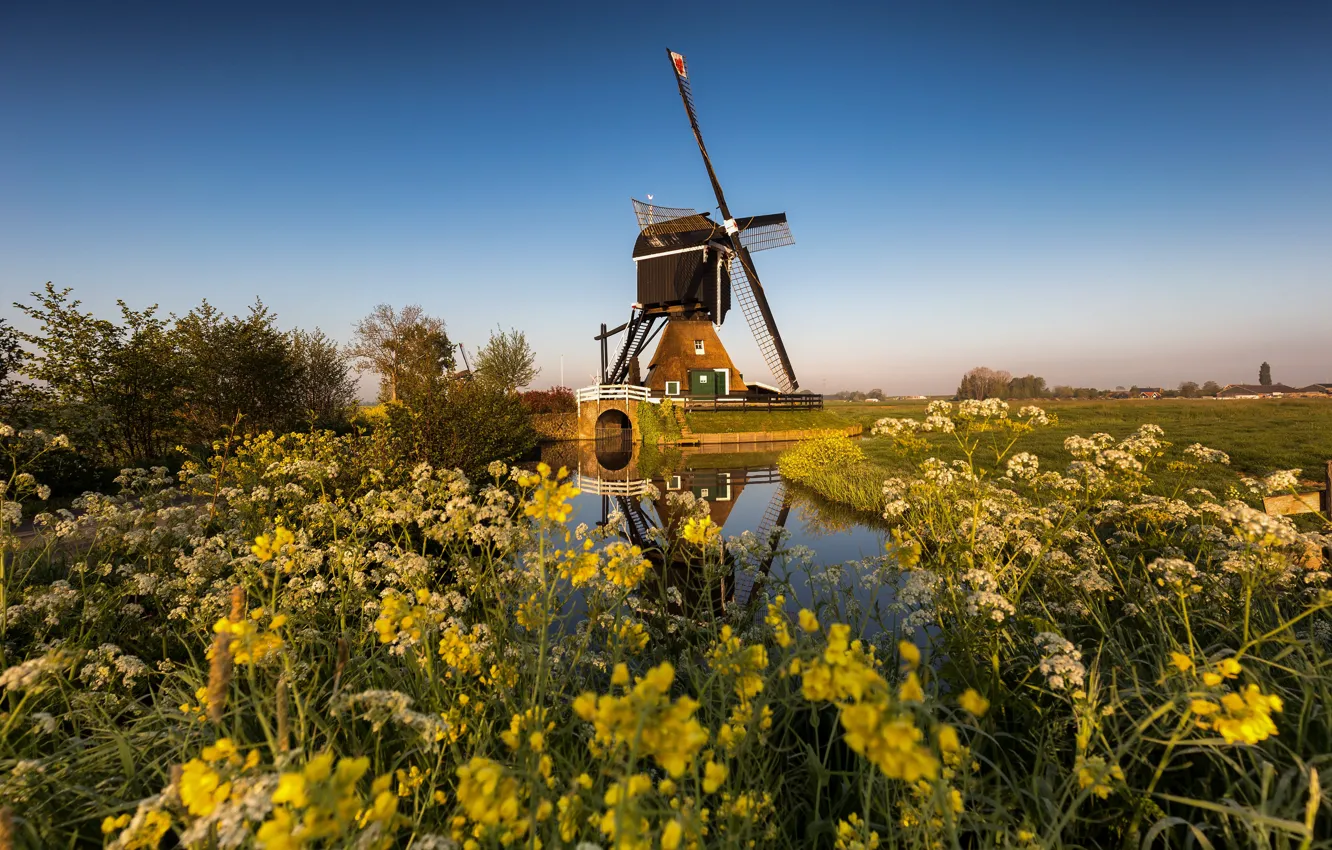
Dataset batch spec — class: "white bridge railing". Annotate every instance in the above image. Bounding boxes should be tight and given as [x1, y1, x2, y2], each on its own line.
[574, 473, 656, 497]
[576, 384, 655, 405]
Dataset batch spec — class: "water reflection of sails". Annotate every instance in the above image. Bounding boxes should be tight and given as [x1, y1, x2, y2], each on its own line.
[576, 465, 791, 613]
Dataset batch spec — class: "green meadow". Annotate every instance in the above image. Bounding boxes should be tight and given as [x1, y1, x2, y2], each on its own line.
[689, 398, 1332, 493]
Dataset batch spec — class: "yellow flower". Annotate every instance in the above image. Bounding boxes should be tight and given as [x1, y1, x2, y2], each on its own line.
[574, 661, 709, 777]
[201, 737, 238, 764]
[617, 620, 650, 653]
[1169, 652, 1193, 673]
[662, 818, 685, 849]
[1076, 757, 1124, 799]
[101, 814, 131, 834]
[839, 702, 939, 781]
[1202, 672, 1223, 686]
[937, 724, 963, 765]
[1189, 699, 1220, 716]
[179, 758, 231, 816]
[766, 597, 793, 648]
[898, 640, 920, 670]
[682, 516, 721, 547]
[454, 757, 528, 842]
[834, 812, 881, 850]
[798, 609, 820, 633]
[898, 672, 925, 703]
[603, 541, 651, 589]
[251, 525, 294, 562]
[959, 688, 990, 717]
[706, 626, 768, 703]
[272, 772, 309, 807]
[522, 462, 579, 524]
[1211, 684, 1282, 744]
[703, 760, 728, 793]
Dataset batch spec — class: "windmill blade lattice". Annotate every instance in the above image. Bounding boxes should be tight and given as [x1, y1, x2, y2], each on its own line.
[729, 255, 796, 393]
[736, 215, 794, 253]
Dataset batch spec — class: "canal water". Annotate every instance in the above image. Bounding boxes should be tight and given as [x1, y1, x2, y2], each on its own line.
[540, 438, 897, 621]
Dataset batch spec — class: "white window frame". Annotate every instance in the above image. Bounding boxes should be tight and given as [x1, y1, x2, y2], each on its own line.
[665, 381, 680, 396]
[694, 339, 705, 355]
[698, 373, 708, 384]
[714, 472, 732, 502]
[666, 475, 682, 491]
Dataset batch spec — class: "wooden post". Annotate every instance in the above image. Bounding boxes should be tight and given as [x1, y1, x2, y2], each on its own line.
[1325, 460, 1332, 520]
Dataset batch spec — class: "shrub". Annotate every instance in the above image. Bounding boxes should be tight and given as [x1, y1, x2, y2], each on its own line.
[385, 377, 537, 480]
[637, 398, 682, 445]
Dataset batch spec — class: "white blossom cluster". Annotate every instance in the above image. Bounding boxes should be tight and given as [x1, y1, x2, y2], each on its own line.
[1034, 632, 1086, 692]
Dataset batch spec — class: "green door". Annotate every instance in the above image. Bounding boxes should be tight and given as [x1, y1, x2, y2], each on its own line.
[689, 369, 716, 397]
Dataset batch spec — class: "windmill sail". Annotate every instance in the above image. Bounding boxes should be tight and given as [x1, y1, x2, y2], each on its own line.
[728, 253, 797, 393]
[666, 48, 799, 392]
[735, 213, 794, 253]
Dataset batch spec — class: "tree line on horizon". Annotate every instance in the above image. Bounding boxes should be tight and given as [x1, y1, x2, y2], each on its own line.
[1, 284, 548, 494]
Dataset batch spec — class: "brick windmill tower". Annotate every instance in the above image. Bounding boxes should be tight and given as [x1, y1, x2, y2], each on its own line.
[596, 50, 800, 398]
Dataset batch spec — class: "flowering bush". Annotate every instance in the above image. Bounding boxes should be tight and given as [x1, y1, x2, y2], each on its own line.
[0, 409, 1329, 848]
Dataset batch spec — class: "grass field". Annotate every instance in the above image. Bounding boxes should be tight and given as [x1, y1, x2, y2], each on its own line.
[691, 398, 1332, 487]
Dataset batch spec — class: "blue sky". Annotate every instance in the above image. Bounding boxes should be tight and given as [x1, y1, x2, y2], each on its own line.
[2, 1, 1330, 395]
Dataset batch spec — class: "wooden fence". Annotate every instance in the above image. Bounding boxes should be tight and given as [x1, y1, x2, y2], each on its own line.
[680, 393, 824, 412]
[1263, 460, 1332, 519]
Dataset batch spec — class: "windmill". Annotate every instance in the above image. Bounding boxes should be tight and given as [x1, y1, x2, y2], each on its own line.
[597, 49, 800, 395]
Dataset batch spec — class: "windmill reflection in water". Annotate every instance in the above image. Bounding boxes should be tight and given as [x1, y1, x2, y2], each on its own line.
[565, 436, 792, 617]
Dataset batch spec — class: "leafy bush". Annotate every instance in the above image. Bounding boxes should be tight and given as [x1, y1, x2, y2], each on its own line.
[637, 398, 682, 446]
[385, 377, 537, 481]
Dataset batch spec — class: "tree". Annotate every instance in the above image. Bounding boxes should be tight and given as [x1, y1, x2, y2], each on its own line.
[290, 329, 357, 427]
[386, 376, 537, 480]
[13, 284, 181, 461]
[475, 326, 539, 392]
[1259, 362, 1272, 387]
[1007, 375, 1048, 399]
[0, 318, 23, 413]
[1201, 380, 1222, 397]
[956, 367, 1011, 400]
[173, 299, 300, 440]
[349, 304, 453, 403]
[1178, 381, 1200, 399]
[106, 301, 182, 460]
[867, 388, 884, 400]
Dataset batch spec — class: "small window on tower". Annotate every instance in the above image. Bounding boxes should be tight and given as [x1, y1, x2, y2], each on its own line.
[694, 340, 705, 355]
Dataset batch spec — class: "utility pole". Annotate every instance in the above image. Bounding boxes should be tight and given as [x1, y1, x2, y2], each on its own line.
[560, 355, 564, 389]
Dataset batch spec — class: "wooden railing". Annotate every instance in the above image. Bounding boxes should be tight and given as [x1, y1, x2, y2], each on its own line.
[576, 384, 653, 405]
[573, 473, 656, 497]
[679, 393, 823, 412]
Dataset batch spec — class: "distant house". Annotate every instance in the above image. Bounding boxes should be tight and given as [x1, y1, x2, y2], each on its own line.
[1297, 383, 1332, 395]
[1138, 387, 1164, 399]
[1216, 383, 1302, 399]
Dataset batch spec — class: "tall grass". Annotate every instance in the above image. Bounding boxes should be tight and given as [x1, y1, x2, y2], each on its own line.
[777, 434, 887, 514]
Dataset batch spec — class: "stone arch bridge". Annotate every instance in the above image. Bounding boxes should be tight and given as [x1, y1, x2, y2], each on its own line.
[575, 385, 650, 442]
